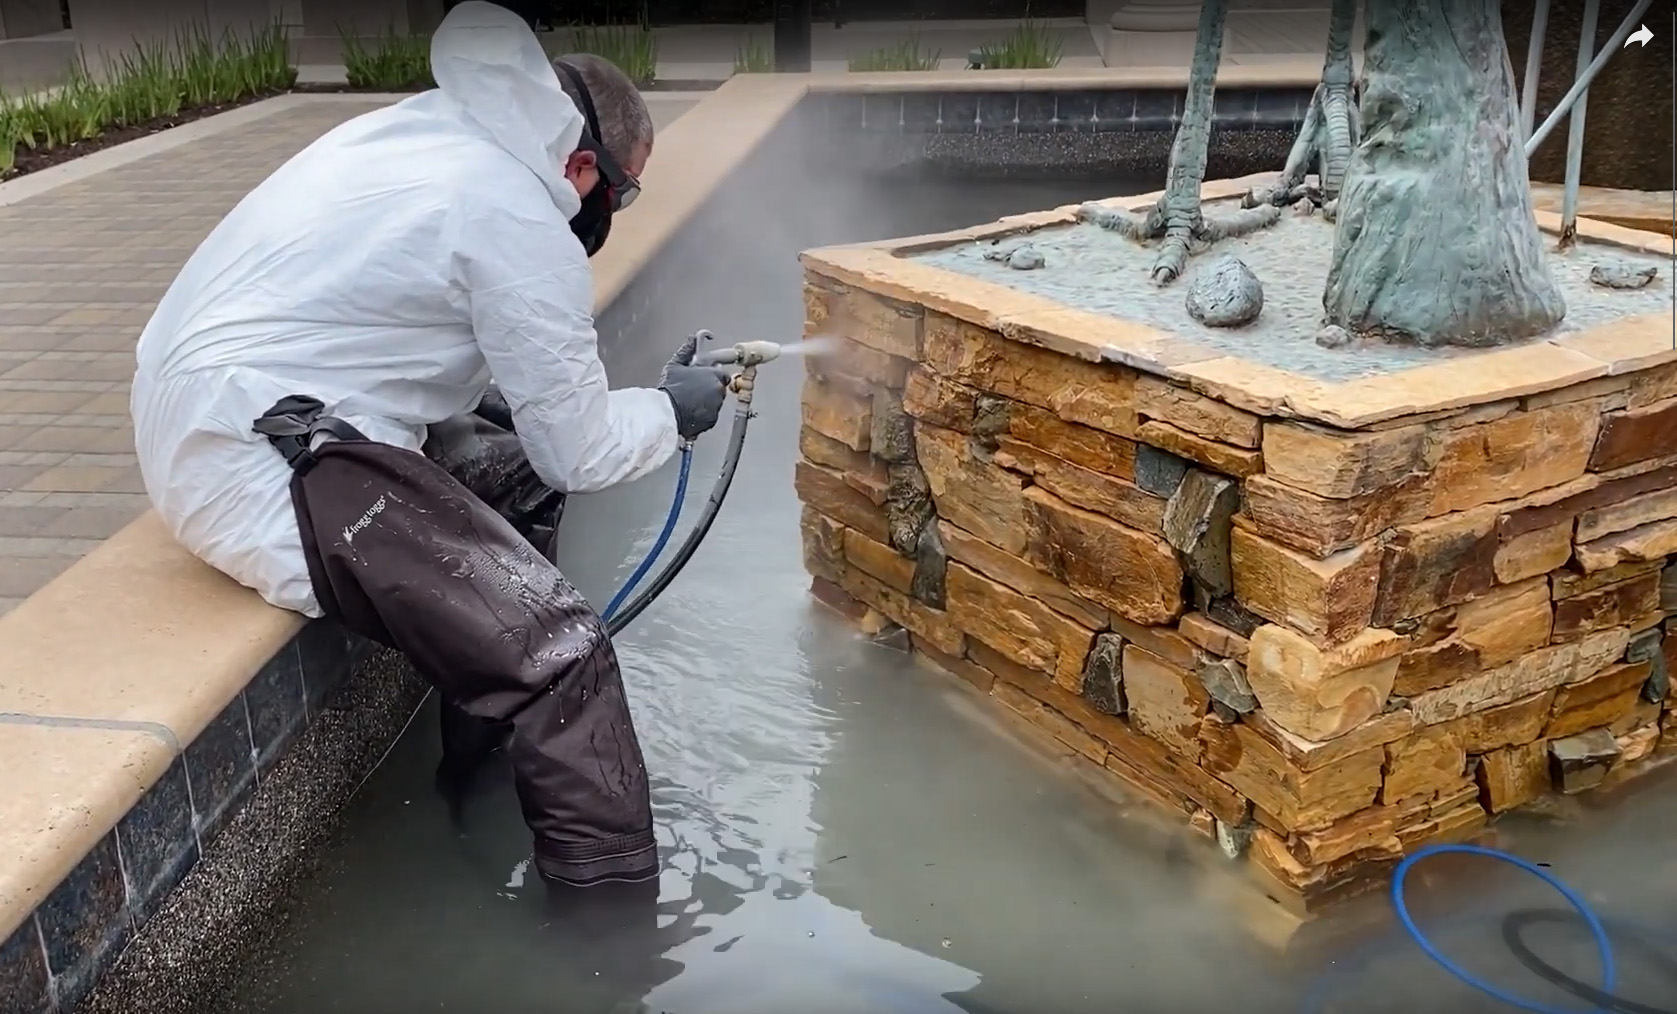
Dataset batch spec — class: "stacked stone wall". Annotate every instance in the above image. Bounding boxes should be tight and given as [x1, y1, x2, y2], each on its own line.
[796, 272, 1677, 911]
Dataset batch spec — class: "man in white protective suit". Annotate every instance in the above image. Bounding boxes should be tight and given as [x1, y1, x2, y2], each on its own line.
[130, 0, 732, 890]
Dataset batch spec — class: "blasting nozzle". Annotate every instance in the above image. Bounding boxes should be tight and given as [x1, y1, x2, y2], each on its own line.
[698, 340, 783, 368]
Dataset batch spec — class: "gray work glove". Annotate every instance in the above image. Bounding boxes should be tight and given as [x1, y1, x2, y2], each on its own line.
[659, 335, 731, 441]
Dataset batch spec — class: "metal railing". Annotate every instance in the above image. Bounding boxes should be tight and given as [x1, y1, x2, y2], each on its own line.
[1520, 0, 1656, 246]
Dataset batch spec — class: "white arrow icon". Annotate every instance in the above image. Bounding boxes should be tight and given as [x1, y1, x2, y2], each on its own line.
[1623, 23, 1653, 48]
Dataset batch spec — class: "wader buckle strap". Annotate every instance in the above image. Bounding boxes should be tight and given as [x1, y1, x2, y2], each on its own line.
[252, 395, 369, 474]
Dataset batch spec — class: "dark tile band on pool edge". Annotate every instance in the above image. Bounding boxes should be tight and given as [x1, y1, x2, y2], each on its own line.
[0, 621, 377, 1014]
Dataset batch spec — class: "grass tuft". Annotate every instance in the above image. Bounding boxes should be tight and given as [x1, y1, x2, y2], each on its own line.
[848, 35, 942, 72]
[733, 37, 773, 73]
[1, 20, 295, 176]
[973, 18, 1063, 69]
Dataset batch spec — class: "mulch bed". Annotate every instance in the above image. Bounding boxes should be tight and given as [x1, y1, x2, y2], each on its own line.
[0, 90, 284, 183]
[0, 76, 724, 184]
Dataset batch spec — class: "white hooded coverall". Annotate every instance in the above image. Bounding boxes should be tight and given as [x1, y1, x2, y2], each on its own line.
[131, 1, 679, 618]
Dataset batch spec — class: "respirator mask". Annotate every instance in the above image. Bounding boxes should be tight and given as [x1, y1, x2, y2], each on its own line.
[554, 61, 642, 258]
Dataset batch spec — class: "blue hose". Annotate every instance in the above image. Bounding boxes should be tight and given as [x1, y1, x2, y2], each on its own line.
[1389, 843, 1617, 1014]
[601, 444, 692, 624]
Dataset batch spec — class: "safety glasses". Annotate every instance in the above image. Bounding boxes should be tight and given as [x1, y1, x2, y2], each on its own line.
[556, 60, 642, 212]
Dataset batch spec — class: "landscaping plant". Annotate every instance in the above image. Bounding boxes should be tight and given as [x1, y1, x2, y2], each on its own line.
[973, 18, 1063, 69]
[849, 35, 942, 72]
[734, 37, 774, 73]
[341, 24, 435, 91]
[1, 20, 294, 177]
[565, 24, 659, 86]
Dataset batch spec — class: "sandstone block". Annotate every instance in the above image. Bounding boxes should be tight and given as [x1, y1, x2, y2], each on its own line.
[1426, 401, 1601, 516]
[1545, 660, 1652, 739]
[1551, 559, 1663, 600]
[1163, 470, 1240, 598]
[1628, 362, 1677, 409]
[1242, 472, 1431, 559]
[1006, 402, 1138, 480]
[1576, 518, 1677, 573]
[937, 521, 1105, 629]
[990, 678, 1110, 765]
[921, 312, 1137, 437]
[945, 563, 1095, 692]
[1245, 708, 1416, 773]
[1081, 633, 1126, 715]
[1476, 741, 1551, 813]
[971, 642, 1248, 825]
[1286, 805, 1402, 868]
[1588, 396, 1677, 472]
[1393, 579, 1554, 697]
[1614, 724, 1661, 767]
[1549, 728, 1622, 794]
[1136, 420, 1263, 478]
[1123, 645, 1211, 759]
[1380, 725, 1469, 805]
[1246, 625, 1405, 742]
[1408, 627, 1630, 724]
[801, 509, 847, 583]
[1576, 485, 1677, 544]
[1260, 421, 1431, 499]
[1108, 615, 1200, 670]
[1232, 525, 1381, 646]
[799, 428, 884, 488]
[795, 460, 890, 545]
[1396, 800, 1489, 852]
[806, 335, 911, 390]
[1439, 690, 1555, 753]
[1201, 718, 1384, 831]
[807, 278, 921, 358]
[1373, 505, 1500, 626]
[902, 369, 984, 432]
[911, 634, 996, 694]
[1134, 375, 1263, 448]
[802, 373, 873, 451]
[1023, 487, 1184, 626]
[995, 441, 1164, 536]
[1551, 571, 1661, 643]
[1179, 612, 1251, 662]
[915, 424, 1028, 554]
[836, 566, 964, 656]
[843, 527, 914, 594]
[1494, 522, 1574, 584]
[1500, 460, 1677, 543]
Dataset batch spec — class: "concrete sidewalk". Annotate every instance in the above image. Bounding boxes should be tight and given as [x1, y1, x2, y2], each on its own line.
[0, 91, 703, 614]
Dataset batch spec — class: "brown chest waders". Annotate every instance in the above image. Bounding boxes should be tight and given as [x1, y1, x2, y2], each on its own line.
[252, 395, 657, 886]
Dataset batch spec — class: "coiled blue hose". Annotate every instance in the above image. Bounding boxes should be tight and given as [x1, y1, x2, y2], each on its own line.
[601, 443, 693, 624]
[1389, 843, 1616, 1013]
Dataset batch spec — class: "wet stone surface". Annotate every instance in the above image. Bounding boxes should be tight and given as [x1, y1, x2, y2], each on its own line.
[916, 203, 1675, 382]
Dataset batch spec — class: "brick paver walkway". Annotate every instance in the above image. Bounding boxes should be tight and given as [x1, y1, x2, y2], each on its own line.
[0, 94, 700, 614]
[0, 100, 391, 613]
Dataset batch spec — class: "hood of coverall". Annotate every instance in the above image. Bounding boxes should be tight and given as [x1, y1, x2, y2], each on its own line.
[430, 0, 586, 220]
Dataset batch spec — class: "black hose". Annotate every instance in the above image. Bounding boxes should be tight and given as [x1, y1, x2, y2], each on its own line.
[1499, 908, 1677, 1014]
[604, 403, 751, 637]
